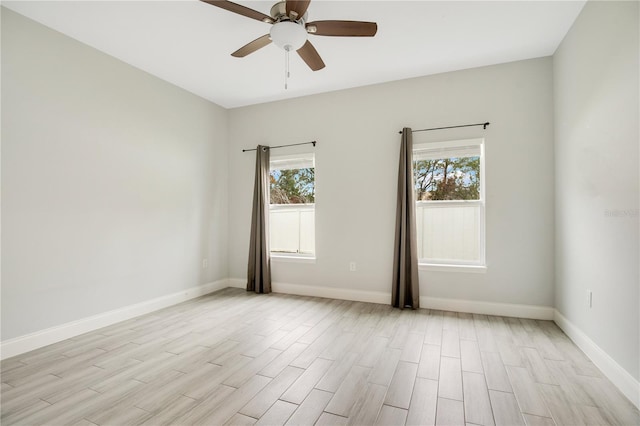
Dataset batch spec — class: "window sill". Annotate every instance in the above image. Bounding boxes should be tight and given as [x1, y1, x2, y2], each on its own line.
[419, 263, 487, 273]
[271, 254, 316, 264]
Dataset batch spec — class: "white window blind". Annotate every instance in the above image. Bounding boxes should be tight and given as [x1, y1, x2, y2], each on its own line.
[270, 153, 315, 171]
[413, 141, 481, 161]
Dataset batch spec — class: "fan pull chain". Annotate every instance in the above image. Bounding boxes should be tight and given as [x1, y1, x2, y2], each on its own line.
[284, 48, 291, 90]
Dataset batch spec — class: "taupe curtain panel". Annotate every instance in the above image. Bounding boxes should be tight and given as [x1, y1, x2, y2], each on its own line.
[392, 128, 420, 309]
[247, 145, 272, 294]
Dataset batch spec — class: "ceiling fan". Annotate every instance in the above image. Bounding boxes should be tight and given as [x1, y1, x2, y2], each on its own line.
[201, 0, 378, 71]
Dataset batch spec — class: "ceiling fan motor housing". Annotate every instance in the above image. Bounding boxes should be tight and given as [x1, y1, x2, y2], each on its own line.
[270, 1, 308, 22]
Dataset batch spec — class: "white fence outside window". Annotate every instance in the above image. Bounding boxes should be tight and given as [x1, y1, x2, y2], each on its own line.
[416, 201, 483, 265]
[269, 204, 315, 255]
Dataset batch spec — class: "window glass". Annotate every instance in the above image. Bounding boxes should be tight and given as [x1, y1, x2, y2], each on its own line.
[269, 153, 315, 256]
[413, 140, 485, 266]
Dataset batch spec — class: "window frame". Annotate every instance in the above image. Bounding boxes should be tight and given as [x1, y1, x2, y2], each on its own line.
[268, 152, 316, 260]
[412, 138, 486, 269]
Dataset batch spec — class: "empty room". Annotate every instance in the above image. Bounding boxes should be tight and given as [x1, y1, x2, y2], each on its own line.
[1, 0, 638, 425]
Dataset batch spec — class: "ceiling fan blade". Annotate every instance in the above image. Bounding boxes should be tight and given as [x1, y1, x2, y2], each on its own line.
[286, 0, 311, 19]
[200, 0, 273, 24]
[297, 40, 325, 71]
[307, 20, 377, 37]
[231, 34, 272, 57]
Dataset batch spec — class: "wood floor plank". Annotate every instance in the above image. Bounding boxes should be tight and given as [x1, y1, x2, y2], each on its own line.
[17, 388, 101, 426]
[435, 397, 465, 426]
[384, 360, 418, 409]
[506, 366, 551, 418]
[285, 389, 332, 425]
[406, 377, 438, 426]
[2, 288, 638, 426]
[88, 369, 184, 422]
[522, 413, 557, 426]
[316, 412, 348, 426]
[259, 342, 308, 378]
[196, 375, 272, 425]
[576, 375, 640, 425]
[438, 356, 463, 401]
[289, 327, 339, 369]
[320, 332, 356, 361]
[417, 344, 441, 380]
[462, 371, 495, 426]
[442, 329, 461, 358]
[138, 395, 198, 426]
[375, 405, 408, 425]
[520, 347, 559, 385]
[325, 365, 372, 417]
[316, 352, 359, 393]
[400, 332, 424, 363]
[239, 366, 304, 419]
[543, 359, 594, 406]
[270, 325, 312, 351]
[357, 336, 389, 368]
[481, 351, 512, 393]
[347, 383, 387, 426]
[254, 400, 297, 426]
[505, 317, 535, 348]
[368, 347, 402, 386]
[537, 383, 584, 426]
[280, 357, 333, 405]
[174, 384, 237, 425]
[225, 413, 258, 426]
[98, 405, 153, 426]
[497, 337, 525, 367]
[461, 339, 484, 374]
[424, 310, 444, 346]
[443, 311, 459, 331]
[473, 314, 499, 353]
[489, 390, 525, 426]
[223, 348, 282, 388]
[458, 312, 478, 341]
[0, 398, 51, 425]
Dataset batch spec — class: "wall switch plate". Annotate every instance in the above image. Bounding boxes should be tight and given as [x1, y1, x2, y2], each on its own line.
[349, 262, 356, 272]
[587, 289, 592, 308]
[202, 259, 208, 269]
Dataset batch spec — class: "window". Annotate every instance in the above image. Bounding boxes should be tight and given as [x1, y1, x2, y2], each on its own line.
[413, 139, 485, 267]
[269, 153, 315, 257]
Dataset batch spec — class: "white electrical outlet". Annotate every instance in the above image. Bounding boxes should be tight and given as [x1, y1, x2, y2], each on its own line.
[587, 290, 592, 308]
[202, 259, 208, 269]
[349, 262, 356, 272]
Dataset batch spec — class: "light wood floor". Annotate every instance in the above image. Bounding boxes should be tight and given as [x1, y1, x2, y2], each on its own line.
[1, 288, 638, 426]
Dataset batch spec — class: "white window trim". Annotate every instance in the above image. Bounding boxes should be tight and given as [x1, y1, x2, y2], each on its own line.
[413, 138, 486, 267]
[271, 254, 316, 263]
[418, 263, 487, 273]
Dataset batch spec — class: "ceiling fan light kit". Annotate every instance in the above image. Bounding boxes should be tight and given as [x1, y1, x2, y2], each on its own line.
[270, 21, 307, 51]
[202, 0, 378, 81]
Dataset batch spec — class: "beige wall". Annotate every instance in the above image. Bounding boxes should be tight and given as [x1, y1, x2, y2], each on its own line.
[1, 8, 229, 339]
[228, 57, 556, 307]
[554, 1, 639, 381]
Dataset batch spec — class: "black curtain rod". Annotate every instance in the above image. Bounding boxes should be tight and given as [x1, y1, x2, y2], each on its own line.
[242, 141, 316, 152]
[399, 122, 490, 134]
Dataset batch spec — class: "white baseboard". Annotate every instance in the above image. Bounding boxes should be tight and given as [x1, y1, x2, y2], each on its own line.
[228, 278, 552, 319]
[228, 278, 245, 289]
[422, 296, 555, 320]
[227, 278, 390, 304]
[553, 310, 640, 410]
[0, 279, 229, 360]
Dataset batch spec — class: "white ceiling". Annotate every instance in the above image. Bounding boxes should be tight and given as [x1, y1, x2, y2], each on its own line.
[3, 0, 585, 108]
